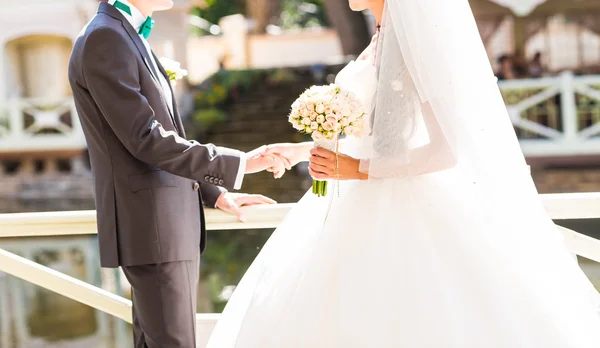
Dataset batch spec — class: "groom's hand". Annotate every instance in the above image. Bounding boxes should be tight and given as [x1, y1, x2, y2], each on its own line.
[215, 192, 277, 222]
[244, 145, 289, 174]
[263, 143, 310, 178]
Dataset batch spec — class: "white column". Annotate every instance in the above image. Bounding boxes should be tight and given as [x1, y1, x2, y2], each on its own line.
[83, 246, 110, 344]
[220, 15, 249, 69]
[71, 155, 87, 175]
[0, 273, 10, 348]
[19, 157, 36, 176]
[44, 158, 58, 176]
[0, 43, 9, 141]
[0, 42, 6, 106]
[9, 273, 31, 345]
[114, 268, 131, 348]
[559, 71, 578, 142]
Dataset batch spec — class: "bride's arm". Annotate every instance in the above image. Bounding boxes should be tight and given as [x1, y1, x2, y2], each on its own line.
[310, 102, 456, 180]
[266, 137, 353, 164]
[362, 102, 457, 179]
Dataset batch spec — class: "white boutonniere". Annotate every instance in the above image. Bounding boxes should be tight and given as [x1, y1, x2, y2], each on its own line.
[159, 57, 188, 82]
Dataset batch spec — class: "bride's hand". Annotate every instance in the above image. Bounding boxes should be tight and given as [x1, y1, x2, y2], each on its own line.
[264, 142, 312, 179]
[265, 153, 290, 179]
[309, 147, 368, 181]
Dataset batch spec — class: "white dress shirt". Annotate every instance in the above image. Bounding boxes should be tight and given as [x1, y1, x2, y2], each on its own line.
[108, 0, 245, 190]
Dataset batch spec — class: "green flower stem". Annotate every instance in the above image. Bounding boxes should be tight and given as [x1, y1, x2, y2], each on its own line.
[312, 179, 327, 197]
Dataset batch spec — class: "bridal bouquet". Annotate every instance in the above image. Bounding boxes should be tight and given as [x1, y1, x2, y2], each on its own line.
[288, 84, 365, 197]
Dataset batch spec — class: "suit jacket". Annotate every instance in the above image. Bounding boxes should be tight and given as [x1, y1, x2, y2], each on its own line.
[68, 3, 242, 268]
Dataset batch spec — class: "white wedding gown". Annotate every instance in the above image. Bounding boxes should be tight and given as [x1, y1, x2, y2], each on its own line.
[206, 57, 600, 347]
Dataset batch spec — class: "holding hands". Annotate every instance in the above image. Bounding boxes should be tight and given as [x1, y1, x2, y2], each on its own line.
[224, 142, 367, 221]
[248, 142, 367, 181]
[244, 145, 292, 178]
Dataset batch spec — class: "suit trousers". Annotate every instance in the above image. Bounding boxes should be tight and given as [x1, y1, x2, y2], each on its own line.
[122, 253, 200, 348]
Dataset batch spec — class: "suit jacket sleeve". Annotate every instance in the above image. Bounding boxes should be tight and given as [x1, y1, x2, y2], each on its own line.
[200, 183, 226, 208]
[81, 27, 242, 190]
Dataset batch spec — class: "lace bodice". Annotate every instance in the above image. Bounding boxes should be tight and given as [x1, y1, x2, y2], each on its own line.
[335, 44, 431, 163]
[335, 60, 378, 121]
[334, 60, 378, 158]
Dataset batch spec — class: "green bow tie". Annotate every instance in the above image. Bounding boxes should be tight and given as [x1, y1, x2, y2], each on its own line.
[112, 1, 154, 39]
[138, 16, 154, 39]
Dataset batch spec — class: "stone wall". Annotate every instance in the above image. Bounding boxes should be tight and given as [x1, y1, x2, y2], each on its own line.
[531, 167, 600, 194]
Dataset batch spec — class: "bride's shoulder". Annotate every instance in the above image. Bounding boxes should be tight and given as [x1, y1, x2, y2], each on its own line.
[357, 33, 379, 62]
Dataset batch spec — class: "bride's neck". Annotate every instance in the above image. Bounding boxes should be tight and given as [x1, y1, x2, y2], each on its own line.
[368, 2, 384, 27]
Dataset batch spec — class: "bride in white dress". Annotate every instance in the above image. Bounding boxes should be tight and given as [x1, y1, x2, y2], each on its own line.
[207, 0, 600, 346]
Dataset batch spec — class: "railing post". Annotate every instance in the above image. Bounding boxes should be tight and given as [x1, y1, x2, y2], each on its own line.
[9, 274, 31, 345]
[0, 273, 10, 348]
[8, 97, 24, 139]
[0, 44, 5, 114]
[560, 71, 578, 141]
[113, 267, 131, 347]
[84, 244, 111, 343]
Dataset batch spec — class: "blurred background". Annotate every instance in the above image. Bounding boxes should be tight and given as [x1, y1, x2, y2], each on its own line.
[1, 0, 600, 346]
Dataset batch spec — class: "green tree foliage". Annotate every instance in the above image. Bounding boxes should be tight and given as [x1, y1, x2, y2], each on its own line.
[280, 0, 328, 29]
[191, 0, 328, 31]
[191, 0, 244, 26]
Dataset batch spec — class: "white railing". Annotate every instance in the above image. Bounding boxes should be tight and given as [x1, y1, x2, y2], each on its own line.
[0, 97, 86, 154]
[0, 204, 293, 238]
[498, 72, 600, 158]
[0, 205, 292, 347]
[2, 194, 600, 346]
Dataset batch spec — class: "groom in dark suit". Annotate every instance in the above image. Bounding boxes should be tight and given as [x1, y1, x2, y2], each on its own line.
[68, 0, 280, 346]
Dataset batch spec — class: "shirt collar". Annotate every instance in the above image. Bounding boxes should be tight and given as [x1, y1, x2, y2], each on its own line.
[108, 0, 147, 33]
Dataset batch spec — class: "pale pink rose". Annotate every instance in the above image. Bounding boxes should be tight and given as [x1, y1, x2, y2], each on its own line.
[301, 108, 310, 118]
[292, 100, 302, 110]
[309, 111, 318, 121]
[342, 105, 351, 117]
[324, 106, 333, 115]
[332, 100, 343, 111]
[311, 122, 319, 130]
[316, 115, 325, 123]
[293, 123, 305, 131]
[323, 121, 334, 131]
[335, 111, 343, 120]
[344, 126, 356, 136]
[312, 131, 324, 141]
[303, 118, 312, 126]
[306, 102, 316, 112]
[326, 115, 337, 123]
[340, 117, 349, 127]
[316, 103, 326, 114]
